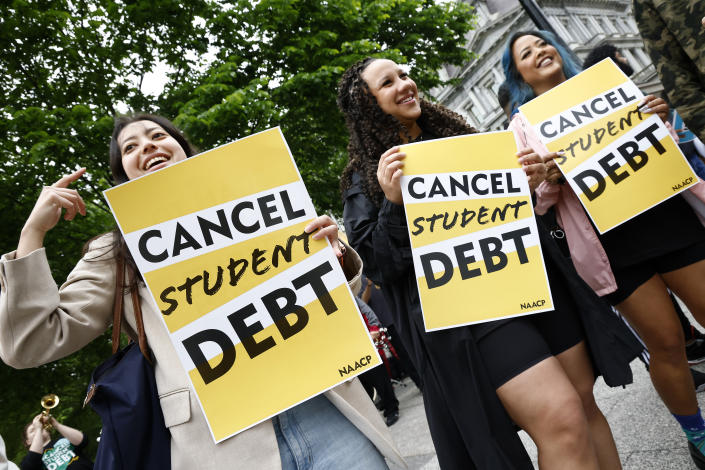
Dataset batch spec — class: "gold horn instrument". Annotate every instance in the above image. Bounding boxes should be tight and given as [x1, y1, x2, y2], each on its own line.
[40, 394, 59, 430]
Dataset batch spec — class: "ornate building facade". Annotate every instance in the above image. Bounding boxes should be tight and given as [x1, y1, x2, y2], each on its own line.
[435, 0, 661, 131]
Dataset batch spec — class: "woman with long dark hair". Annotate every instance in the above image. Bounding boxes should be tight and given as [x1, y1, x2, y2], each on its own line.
[0, 114, 404, 470]
[339, 57, 641, 469]
[504, 30, 705, 469]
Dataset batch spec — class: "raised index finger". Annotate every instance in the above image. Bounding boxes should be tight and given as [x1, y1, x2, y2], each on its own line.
[53, 167, 86, 188]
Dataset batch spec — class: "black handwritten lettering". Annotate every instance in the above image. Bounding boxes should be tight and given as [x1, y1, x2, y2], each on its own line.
[410, 200, 528, 236]
[160, 287, 178, 315]
[177, 275, 203, 305]
[159, 230, 313, 316]
[561, 109, 644, 159]
[203, 266, 224, 296]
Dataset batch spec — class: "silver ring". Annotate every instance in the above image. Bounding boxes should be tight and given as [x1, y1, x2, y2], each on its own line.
[551, 228, 565, 239]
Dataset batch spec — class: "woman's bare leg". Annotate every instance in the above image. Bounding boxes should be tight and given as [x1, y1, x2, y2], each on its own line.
[662, 259, 705, 333]
[496, 356, 599, 469]
[615, 275, 696, 415]
[556, 342, 621, 469]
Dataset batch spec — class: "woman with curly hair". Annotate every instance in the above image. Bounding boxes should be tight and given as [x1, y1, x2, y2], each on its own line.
[339, 57, 641, 469]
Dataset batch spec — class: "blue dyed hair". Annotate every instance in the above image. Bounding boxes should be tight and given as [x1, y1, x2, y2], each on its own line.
[501, 30, 582, 115]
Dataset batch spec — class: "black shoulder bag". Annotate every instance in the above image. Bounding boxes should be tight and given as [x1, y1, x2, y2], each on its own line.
[84, 254, 171, 470]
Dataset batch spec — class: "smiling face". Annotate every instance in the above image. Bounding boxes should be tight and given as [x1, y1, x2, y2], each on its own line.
[512, 34, 567, 96]
[361, 59, 422, 130]
[117, 120, 188, 180]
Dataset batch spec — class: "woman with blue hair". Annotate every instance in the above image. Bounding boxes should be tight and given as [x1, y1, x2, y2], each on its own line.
[504, 30, 705, 469]
[502, 30, 581, 118]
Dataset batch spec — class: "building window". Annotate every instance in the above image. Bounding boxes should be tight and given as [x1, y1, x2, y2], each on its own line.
[600, 17, 617, 34]
[614, 17, 630, 34]
[626, 17, 639, 34]
[568, 16, 590, 42]
[475, 3, 488, 27]
[578, 16, 596, 36]
[634, 48, 653, 69]
[622, 49, 641, 69]
[587, 16, 602, 35]
[481, 76, 498, 105]
[466, 90, 488, 119]
[461, 99, 480, 128]
[491, 66, 504, 85]
[554, 16, 575, 42]
[561, 16, 577, 40]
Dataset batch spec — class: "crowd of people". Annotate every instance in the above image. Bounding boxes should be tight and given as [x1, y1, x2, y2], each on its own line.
[2, 3, 705, 470]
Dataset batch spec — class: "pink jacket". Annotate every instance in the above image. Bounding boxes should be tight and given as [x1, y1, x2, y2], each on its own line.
[510, 113, 705, 296]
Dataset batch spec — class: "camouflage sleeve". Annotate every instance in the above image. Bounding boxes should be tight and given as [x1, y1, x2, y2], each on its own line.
[633, 0, 705, 143]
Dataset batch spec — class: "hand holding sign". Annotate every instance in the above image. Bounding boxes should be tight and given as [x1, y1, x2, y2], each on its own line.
[516, 148, 547, 192]
[542, 151, 565, 185]
[638, 95, 669, 123]
[377, 146, 405, 205]
[305, 215, 343, 257]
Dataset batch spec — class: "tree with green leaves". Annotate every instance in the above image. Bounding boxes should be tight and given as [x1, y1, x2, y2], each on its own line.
[0, 0, 474, 463]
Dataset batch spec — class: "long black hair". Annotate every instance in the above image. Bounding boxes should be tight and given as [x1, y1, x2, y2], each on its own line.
[337, 58, 476, 206]
[86, 114, 197, 292]
[109, 114, 197, 184]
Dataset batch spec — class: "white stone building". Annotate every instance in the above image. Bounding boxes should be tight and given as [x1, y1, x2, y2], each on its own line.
[435, 0, 662, 131]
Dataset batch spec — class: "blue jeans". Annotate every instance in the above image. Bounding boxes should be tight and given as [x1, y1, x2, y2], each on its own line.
[273, 394, 389, 470]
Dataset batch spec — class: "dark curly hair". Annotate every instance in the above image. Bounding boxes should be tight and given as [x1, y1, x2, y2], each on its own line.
[337, 58, 477, 206]
[582, 43, 634, 77]
[583, 44, 618, 70]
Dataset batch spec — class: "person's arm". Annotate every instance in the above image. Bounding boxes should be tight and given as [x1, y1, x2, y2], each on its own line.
[343, 174, 414, 285]
[20, 415, 46, 470]
[355, 297, 381, 327]
[0, 166, 111, 369]
[27, 416, 45, 455]
[49, 418, 83, 447]
[634, 0, 705, 143]
[361, 278, 373, 303]
[0, 232, 116, 369]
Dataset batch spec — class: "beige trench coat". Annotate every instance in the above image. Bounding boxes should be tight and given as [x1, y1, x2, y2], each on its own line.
[0, 235, 405, 469]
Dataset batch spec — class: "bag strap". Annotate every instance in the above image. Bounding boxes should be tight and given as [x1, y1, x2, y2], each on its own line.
[112, 251, 150, 361]
[129, 267, 150, 360]
[112, 253, 125, 355]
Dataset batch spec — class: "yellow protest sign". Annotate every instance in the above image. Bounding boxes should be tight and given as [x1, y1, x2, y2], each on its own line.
[519, 59, 698, 233]
[400, 131, 553, 331]
[104, 128, 379, 442]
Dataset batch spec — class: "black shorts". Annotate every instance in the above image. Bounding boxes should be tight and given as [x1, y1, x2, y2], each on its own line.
[604, 239, 705, 305]
[475, 262, 585, 389]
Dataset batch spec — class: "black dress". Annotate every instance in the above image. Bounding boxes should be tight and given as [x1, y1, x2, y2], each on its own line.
[343, 171, 644, 469]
